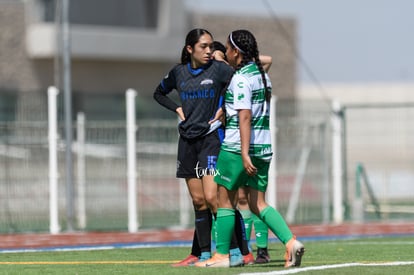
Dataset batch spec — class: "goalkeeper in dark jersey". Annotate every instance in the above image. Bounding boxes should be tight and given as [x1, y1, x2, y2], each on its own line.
[154, 28, 248, 267]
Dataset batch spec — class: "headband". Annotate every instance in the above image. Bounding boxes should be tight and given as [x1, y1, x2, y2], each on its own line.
[230, 32, 245, 54]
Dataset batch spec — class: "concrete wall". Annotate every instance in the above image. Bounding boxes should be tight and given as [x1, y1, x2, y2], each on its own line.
[191, 13, 297, 99]
[0, 1, 179, 96]
[0, 1, 45, 92]
[0, 0, 297, 120]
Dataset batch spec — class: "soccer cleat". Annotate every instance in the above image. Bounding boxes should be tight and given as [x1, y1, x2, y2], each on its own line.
[284, 237, 305, 268]
[171, 254, 199, 267]
[255, 247, 270, 264]
[194, 253, 230, 268]
[229, 248, 244, 267]
[243, 252, 255, 265]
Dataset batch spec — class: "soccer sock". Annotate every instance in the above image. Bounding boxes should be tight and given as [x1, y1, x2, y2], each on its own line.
[228, 213, 238, 252]
[259, 206, 293, 245]
[230, 229, 239, 250]
[215, 208, 235, 255]
[195, 209, 212, 253]
[252, 213, 269, 249]
[190, 229, 201, 256]
[211, 212, 217, 243]
[235, 209, 250, 255]
[239, 209, 253, 242]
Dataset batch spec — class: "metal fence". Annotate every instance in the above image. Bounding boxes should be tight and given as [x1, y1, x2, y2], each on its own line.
[342, 103, 414, 221]
[1, 95, 413, 233]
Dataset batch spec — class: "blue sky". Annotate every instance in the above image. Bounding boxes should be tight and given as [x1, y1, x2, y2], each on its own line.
[185, 0, 414, 84]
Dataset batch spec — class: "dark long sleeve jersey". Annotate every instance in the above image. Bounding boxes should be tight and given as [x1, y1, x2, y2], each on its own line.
[154, 60, 233, 139]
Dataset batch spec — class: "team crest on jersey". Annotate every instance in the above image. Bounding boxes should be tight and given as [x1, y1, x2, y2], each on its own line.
[200, 79, 213, 85]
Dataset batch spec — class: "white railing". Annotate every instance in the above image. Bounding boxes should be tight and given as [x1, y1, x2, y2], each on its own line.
[48, 86, 60, 234]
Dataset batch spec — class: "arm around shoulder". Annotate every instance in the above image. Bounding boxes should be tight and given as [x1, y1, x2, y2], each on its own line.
[259, 55, 272, 72]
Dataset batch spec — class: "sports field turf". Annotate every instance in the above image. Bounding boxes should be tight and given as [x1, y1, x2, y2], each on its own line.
[1, 236, 413, 274]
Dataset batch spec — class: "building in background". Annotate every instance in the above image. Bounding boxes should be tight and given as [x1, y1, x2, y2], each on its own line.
[1, 0, 413, 232]
[0, 0, 296, 122]
[0, 0, 300, 232]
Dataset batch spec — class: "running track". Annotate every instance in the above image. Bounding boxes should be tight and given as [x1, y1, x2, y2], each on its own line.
[1, 222, 414, 251]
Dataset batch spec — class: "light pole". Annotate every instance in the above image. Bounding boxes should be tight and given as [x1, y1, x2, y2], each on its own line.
[62, 0, 74, 231]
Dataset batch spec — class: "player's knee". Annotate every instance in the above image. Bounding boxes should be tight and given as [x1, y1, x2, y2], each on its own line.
[204, 194, 217, 209]
[192, 196, 206, 210]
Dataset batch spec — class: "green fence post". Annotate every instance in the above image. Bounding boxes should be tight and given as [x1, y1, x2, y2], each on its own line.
[353, 163, 364, 222]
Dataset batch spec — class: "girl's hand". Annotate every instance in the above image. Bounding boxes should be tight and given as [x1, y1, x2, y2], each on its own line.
[212, 50, 229, 64]
[209, 107, 225, 125]
[242, 154, 257, 176]
[176, 107, 185, 121]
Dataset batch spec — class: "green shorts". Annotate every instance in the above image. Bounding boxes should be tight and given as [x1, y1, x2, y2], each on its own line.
[215, 150, 270, 192]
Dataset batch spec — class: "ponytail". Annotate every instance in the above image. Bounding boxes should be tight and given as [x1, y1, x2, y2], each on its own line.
[228, 30, 271, 101]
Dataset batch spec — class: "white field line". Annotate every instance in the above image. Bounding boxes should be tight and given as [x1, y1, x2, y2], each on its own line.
[324, 241, 414, 245]
[239, 261, 414, 275]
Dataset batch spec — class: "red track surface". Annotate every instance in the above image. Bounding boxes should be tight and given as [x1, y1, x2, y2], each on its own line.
[1, 222, 414, 250]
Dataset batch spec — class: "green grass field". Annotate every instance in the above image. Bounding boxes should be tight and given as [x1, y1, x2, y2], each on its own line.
[1, 236, 413, 274]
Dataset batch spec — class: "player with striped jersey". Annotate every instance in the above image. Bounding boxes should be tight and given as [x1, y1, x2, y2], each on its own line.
[196, 29, 305, 268]
[220, 62, 273, 160]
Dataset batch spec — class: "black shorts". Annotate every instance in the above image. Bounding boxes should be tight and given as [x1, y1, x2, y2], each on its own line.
[176, 131, 221, 178]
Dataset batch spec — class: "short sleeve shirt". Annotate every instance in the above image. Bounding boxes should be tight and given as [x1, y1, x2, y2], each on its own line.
[221, 63, 273, 160]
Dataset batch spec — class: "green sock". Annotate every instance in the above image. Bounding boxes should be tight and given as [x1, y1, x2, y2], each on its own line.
[252, 213, 268, 248]
[239, 209, 253, 242]
[259, 206, 293, 245]
[215, 208, 235, 255]
[211, 214, 217, 243]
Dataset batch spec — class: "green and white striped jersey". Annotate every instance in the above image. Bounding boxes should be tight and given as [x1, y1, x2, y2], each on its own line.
[222, 63, 273, 160]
